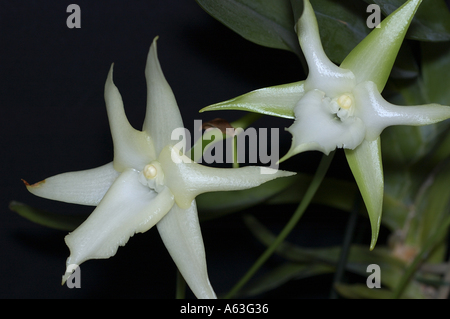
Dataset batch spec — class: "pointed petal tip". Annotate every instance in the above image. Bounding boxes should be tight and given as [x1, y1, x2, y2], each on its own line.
[198, 106, 209, 113]
[369, 236, 378, 251]
[259, 167, 297, 176]
[61, 273, 69, 286]
[22, 178, 45, 190]
[278, 141, 328, 163]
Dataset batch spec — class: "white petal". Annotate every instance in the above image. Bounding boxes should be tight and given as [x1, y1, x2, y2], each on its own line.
[105, 65, 156, 171]
[353, 81, 450, 141]
[200, 81, 305, 119]
[284, 89, 366, 158]
[298, 0, 356, 96]
[340, 0, 422, 90]
[25, 162, 119, 206]
[157, 201, 216, 299]
[142, 37, 185, 154]
[63, 169, 174, 271]
[159, 145, 296, 209]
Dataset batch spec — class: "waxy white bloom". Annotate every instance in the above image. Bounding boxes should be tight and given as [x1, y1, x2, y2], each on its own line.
[202, 0, 450, 160]
[25, 38, 295, 299]
[200, 0, 450, 249]
[281, 0, 450, 159]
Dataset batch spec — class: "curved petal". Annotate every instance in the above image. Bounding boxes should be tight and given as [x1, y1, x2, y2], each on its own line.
[159, 145, 296, 209]
[298, 0, 355, 96]
[62, 169, 175, 281]
[341, 0, 422, 90]
[157, 201, 216, 299]
[354, 81, 450, 141]
[142, 37, 185, 154]
[200, 81, 305, 119]
[282, 89, 365, 160]
[344, 138, 383, 250]
[25, 162, 119, 206]
[105, 65, 156, 171]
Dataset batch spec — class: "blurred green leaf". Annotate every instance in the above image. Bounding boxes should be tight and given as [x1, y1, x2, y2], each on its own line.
[195, 0, 301, 55]
[244, 215, 427, 297]
[239, 262, 334, 297]
[334, 283, 395, 299]
[267, 173, 359, 213]
[405, 159, 450, 251]
[9, 201, 84, 231]
[381, 40, 450, 232]
[313, 0, 370, 64]
[362, 0, 450, 41]
[421, 41, 450, 106]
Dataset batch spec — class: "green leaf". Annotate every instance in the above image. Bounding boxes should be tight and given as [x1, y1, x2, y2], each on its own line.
[239, 262, 334, 297]
[244, 215, 426, 297]
[266, 173, 359, 213]
[380, 41, 450, 232]
[245, 215, 399, 271]
[312, 0, 370, 64]
[406, 159, 450, 250]
[345, 139, 384, 250]
[334, 283, 395, 299]
[421, 41, 450, 105]
[362, 0, 450, 41]
[195, 0, 301, 55]
[9, 201, 85, 231]
[200, 81, 303, 118]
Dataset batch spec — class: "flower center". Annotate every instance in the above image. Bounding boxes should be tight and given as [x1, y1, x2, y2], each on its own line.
[143, 164, 158, 179]
[337, 93, 353, 110]
[140, 161, 165, 192]
[328, 92, 355, 120]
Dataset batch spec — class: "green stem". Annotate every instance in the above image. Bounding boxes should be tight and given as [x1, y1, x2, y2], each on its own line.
[392, 214, 450, 299]
[224, 151, 335, 299]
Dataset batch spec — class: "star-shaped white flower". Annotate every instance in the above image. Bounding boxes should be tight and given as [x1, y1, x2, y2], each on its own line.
[203, 0, 450, 159]
[200, 0, 450, 249]
[24, 37, 295, 299]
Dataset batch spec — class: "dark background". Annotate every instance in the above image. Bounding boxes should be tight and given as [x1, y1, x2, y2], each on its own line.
[1, 1, 449, 299]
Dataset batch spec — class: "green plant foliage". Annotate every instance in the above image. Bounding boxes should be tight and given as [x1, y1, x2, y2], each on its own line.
[9, 201, 84, 231]
[194, 0, 302, 55]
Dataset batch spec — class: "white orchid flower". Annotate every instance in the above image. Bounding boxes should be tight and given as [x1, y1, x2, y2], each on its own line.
[24, 37, 295, 299]
[200, 0, 450, 249]
[203, 0, 450, 159]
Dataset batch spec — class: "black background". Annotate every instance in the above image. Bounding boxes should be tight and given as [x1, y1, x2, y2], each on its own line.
[1, 1, 449, 299]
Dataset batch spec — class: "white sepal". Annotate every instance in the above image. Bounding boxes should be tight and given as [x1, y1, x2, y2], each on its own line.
[297, 0, 356, 96]
[354, 81, 450, 141]
[105, 65, 156, 171]
[63, 169, 174, 270]
[159, 145, 296, 209]
[25, 162, 119, 206]
[142, 37, 185, 154]
[157, 201, 216, 299]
